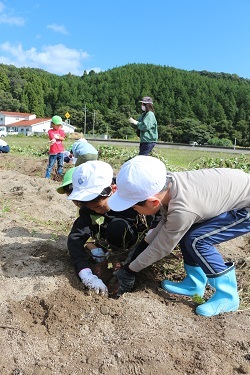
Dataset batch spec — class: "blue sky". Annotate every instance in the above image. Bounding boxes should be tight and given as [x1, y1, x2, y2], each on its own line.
[0, 0, 250, 78]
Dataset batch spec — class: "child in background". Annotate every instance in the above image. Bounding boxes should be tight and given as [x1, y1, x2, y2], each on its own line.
[70, 137, 98, 166]
[45, 115, 65, 178]
[0, 138, 10, 153]
[63, 150, 73, 164]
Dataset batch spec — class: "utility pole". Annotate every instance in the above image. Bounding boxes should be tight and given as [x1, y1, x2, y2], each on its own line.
[84, 104, 87, 135]
[92, 110, 95, 137]
[234, 137, 237, 150]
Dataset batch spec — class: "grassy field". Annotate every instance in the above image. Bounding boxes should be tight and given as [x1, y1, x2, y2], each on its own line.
[152, 146, 250, 169]
[4, 135, 250, 171]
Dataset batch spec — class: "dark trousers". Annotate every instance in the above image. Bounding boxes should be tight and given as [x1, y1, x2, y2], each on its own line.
[179, 209, 250, 275]
[139, 142, 156, 156]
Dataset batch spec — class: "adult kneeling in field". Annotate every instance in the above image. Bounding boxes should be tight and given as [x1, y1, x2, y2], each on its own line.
[108, 155, 250, 317]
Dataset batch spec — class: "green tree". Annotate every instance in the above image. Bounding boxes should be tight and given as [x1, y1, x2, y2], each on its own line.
[1, 62, 250, 146]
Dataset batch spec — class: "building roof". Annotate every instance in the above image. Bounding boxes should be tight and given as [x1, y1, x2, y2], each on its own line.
[0, 111, 35, 117]
[6, 118, 51, 127]
[1, 111, 75, 130]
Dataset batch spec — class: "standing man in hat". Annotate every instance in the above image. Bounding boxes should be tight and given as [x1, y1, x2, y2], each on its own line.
[129, 96, 158, 155]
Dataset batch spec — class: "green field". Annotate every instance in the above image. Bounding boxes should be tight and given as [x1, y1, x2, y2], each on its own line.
[152, 146, 250, 169]
[4, 135, 250, 171]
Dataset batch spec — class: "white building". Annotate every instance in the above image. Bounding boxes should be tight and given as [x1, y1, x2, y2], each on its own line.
[0, 111, 75, 136]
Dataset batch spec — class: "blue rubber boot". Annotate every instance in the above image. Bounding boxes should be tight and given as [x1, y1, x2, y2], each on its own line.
[196, 262, 239, 317]
[161, 264, 207, 297]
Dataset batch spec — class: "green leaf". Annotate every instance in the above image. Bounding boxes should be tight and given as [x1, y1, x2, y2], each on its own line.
[91, 215, 105, 226]
[192, 293, 205, 305]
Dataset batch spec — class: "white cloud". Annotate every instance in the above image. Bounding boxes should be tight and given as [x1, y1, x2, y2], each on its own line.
[0, 15, 25, 26]
[0, 2, 25, 26]
[47, 23, 69, 35]
[0, 42, 101, 75]
[86, 67, 101, 74]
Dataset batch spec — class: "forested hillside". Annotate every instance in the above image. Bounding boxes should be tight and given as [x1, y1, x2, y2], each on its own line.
[0, 63, 250, 146]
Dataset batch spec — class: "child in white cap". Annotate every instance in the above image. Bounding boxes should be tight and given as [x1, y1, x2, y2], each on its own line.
[108, 155, 250, 317]
[66, 160, 156, 296]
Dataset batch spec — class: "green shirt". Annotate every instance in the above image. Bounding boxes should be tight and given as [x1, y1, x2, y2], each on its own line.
[137, 111, 158, 143]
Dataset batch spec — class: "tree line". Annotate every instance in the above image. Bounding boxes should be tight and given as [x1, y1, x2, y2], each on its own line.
[0, 63, 249, 146]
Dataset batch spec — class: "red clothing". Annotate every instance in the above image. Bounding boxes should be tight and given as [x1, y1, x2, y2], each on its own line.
[48, 128, 65, 154]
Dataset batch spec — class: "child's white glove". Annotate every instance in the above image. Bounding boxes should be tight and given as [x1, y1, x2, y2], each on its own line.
[78, 268, 108, 296]
[91, 247, 107, 263]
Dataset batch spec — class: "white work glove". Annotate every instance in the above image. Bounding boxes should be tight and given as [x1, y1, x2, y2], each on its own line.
[129, 117, 138, 125]
[79, 268, 108, 296]
[91, 247, 107, 263]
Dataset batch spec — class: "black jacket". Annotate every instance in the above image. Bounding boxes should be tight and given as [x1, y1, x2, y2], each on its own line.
[67, 206, 153, 274]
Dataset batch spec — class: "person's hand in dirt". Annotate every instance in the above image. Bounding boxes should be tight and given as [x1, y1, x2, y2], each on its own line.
[113, 265, 137, 297]
[78, 268, 108, 296]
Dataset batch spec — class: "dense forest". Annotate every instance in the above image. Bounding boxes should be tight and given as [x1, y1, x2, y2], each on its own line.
[0, 63, 250, 146]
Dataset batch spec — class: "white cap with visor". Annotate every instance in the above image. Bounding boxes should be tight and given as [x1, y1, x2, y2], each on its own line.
[108, 156, 167, 211]
[67, 160, 113, 201]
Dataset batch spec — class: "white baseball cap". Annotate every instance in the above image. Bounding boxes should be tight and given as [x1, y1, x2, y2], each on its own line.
[108, 156, 167, 211]
[67, 160, 113, 201]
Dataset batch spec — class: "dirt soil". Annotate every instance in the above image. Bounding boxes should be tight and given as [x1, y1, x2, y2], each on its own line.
[0, 154, 249, 375]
